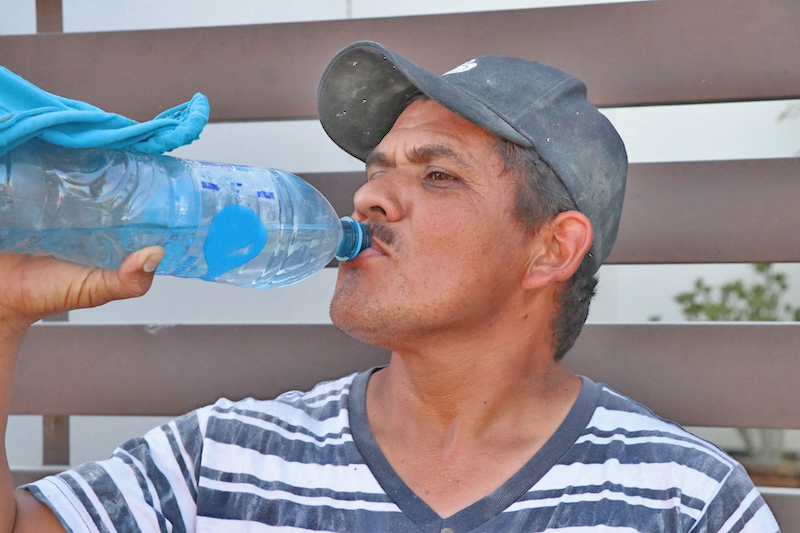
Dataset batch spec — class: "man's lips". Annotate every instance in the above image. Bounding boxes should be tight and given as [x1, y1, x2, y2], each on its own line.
[365, 221, 395, 256]
[354, 237, 388, 260]
[354, 246, 384, 260]
[367, 236, 389, 255]
[343, 234, 388, 264]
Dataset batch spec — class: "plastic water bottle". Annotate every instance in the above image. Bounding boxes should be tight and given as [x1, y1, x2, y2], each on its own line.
[0, 139, 370, 289]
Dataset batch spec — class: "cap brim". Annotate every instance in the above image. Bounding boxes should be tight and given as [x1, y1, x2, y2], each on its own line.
[317, 41, 530, 161]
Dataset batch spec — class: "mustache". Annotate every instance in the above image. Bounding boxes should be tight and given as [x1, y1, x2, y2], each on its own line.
[366, 220, 397, 247]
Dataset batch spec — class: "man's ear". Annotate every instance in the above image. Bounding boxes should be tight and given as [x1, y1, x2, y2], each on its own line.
[522, 210, 593, 290]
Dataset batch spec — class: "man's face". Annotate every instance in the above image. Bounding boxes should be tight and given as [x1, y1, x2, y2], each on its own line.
[330, 100, 534, 350]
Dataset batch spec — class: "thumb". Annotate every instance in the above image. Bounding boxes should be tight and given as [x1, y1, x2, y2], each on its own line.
[94, 246, 166, 303]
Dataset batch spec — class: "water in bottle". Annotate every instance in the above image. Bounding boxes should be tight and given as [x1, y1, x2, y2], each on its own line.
[0, 139, 370, 288]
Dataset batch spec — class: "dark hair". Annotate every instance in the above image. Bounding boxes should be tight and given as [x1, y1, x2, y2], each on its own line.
[402, 92, 596, 360]
[499, 141, 597, 361]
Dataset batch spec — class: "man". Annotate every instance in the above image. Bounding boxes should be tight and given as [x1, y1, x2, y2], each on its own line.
[1, 41, 778, 531]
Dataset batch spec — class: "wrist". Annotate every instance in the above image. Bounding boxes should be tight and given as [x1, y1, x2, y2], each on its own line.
[0, 316, 31, 356]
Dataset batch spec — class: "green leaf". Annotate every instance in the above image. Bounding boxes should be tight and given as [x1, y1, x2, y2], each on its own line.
[675, 263, 799, 322]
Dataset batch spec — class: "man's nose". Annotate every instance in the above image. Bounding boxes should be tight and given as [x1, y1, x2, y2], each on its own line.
[352, 172, 405, 222]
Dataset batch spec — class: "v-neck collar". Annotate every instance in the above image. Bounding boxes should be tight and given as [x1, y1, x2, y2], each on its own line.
[348, 367, 602, 533]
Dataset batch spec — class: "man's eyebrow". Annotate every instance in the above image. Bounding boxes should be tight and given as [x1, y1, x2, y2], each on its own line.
[365, 144, 477, 173]
[409, 144, 476, 171]
[365, 150, 391, 169]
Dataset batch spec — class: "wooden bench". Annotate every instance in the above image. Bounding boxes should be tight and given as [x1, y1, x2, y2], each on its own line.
[3, 0, 799, 526]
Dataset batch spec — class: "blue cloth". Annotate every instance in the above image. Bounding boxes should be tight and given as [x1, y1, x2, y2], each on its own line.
[0, 66, 209, 157]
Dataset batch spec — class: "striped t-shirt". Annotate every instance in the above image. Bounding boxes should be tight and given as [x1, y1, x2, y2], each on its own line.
[27, 369, 779, 532]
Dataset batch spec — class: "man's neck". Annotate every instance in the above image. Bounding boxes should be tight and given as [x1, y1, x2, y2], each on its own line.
[364, 343, 582, 518]
[374, 348, 576, 425]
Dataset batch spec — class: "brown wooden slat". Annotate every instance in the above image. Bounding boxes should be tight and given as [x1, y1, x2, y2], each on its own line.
[1, 0, 798, 122]
[761, 488, 800, 527]
[10, 323, 800, 429]
[41, 312, 68, 322]
[42, 415, 69, 465]
[302, 158, 800, 265]
[11, 469, 64, 488]
[11, 325, 390, 416]
[609, 159, 800, 264]
[566, 324, 800, 429]
[35, 0, 63, 34]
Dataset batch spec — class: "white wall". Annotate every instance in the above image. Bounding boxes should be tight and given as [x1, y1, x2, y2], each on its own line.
[0, 0, 35, 35]
[55, 0, 654, 33]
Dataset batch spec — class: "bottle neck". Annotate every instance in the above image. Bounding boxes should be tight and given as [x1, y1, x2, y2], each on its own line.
[335, 217, 371, 261]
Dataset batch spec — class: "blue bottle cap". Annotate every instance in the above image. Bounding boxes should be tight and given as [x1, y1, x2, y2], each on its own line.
[336, 216, 372, 261]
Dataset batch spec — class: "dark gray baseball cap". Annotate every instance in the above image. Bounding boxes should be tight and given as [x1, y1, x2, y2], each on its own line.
[317, 41, 627, 272]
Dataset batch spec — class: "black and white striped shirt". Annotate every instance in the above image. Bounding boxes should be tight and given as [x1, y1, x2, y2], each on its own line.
[27, 369, 779, 532]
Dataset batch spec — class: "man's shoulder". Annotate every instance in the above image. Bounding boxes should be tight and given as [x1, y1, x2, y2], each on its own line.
[579, 381, 741, 483]
[526, 381, 778, 531]
[588, 382, 728, 451]
[196, 371, 361, 436]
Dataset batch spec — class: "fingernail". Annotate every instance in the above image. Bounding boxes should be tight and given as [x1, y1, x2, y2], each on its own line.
[143, 252, 164, 273]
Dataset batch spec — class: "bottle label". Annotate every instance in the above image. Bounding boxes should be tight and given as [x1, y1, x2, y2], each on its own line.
[202, 204, 268, 280]
[172, 159, 281, 280]
[184, 159, 279, 202]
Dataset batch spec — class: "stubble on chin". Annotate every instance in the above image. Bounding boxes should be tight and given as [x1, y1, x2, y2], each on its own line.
[329, 269, 401, 347]
[329, 221, 409, 345]
[330, 268, 371, 341]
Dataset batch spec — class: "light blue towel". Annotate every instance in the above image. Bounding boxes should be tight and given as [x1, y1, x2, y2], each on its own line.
[0, 66, 209, 157]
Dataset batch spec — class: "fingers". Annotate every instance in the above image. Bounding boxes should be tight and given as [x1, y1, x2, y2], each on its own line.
[56, 246, 165, 313]
[0, 248, 166, 329]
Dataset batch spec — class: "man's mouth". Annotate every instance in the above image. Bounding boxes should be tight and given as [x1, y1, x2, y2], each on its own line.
[366, 221, 396, 250]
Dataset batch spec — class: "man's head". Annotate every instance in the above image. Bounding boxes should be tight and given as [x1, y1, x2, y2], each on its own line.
[318, 41, 627, 360]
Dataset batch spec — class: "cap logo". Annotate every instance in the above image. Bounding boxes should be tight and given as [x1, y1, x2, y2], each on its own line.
[443, 59, 478, 76]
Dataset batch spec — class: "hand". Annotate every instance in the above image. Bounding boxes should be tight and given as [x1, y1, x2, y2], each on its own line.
[0, 247, 165, 334]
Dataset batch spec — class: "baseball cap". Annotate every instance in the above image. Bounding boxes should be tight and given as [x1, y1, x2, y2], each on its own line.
[317, 41, 627, 272]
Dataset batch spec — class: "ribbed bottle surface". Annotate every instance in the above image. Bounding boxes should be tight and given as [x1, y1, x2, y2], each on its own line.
[0, 140, 369, 288]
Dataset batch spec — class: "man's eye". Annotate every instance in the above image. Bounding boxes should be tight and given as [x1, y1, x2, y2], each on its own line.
[428, 171, 457, 182]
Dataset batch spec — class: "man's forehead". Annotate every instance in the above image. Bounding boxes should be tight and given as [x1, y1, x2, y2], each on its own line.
[366, 100, 500, 169]
[365, 143, 480, 173]
[391, 99, 494, 138]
